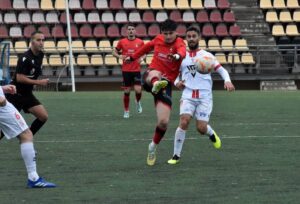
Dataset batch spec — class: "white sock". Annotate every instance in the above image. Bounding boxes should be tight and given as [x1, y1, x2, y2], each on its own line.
[149, 141, 157, 152]
[20, 142, 39, 181]
[174, 127, 186, 157]
[206, 124, 214, 136]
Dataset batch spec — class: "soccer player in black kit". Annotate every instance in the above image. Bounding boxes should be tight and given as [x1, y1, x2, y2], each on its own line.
[5, 31, 49, 137]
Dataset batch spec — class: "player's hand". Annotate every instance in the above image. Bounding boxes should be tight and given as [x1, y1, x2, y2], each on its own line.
[119, 55, 126, 60]
[176, 80, 185, 90]
[167, 54, 181, 61]
[224, 82, 235, 92]
[2, 85, 16, 94]
[39, 78, 50, 86]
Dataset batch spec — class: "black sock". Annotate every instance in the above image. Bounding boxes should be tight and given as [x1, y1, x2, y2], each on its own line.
[0, 131, 4, 140]
[30, 119, 46, 135]
[209, 134, 216, 142]
[172, 155, 180, 160]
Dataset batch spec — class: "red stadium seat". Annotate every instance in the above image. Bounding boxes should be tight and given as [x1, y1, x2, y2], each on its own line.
[82, 0, 96, 10]
[121, 24, 128, 37]
[218, 0, 230, 9]
[0, 25, 9, 38]
[176, 24, 187, 37]
[223, 10, 236, 23]
[170, 10, 183, 22]
[24, 25, 36, 38]
[52, 25, 65, 38]
[202, 23, 215, 37]
[216, 23, 229, 37]
[80, 25, 93, 38]
[196, 10, 209, 23]
[38, 25, 51, 38]
[110, 0, 122, 9]
[210, 10, 222, 23]
[107, 24, 120, 38]
[60, 12, 73, 24]
[70, 24, 79, 38]
[0, 0, 13, 10]
[229, 25, 241, 37]
[135, 24, 147, 37]
[93, 25, 106, 38]
[148, 24, 160, 37]
[143, 11, 155, 23]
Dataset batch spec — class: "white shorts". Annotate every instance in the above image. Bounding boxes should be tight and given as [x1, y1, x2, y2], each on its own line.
[0, 104, 28, 140]
[179, 98, 213, 122]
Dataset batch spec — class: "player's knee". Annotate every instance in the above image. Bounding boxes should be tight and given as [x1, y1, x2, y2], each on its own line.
[180, 118, 190, 130]
[197, 124, 207, 135]
[19, 129, 33, 143]
[38, 113, 48, 122]
[157, 119, 169, 129]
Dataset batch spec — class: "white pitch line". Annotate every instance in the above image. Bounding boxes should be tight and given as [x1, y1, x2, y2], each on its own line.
[35, 135, 300, 143]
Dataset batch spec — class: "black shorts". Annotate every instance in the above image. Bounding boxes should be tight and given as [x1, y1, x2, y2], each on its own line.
[5, 92, 41, 113]
[122, 71, 141, 88]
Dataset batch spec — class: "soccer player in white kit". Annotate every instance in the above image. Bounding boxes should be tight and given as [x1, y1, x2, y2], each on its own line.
[0, 85, 56, 188]
[168, 26, 235, 164]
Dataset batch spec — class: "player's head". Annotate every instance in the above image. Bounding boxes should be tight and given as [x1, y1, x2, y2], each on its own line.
[160, 19, 177, 44]
[126, 23, 136, 39]
[30, 31, 45, 53]
[186, 26, 201, 50]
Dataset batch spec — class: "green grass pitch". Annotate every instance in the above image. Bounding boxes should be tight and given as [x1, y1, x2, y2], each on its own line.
[0, 91, 299, 203]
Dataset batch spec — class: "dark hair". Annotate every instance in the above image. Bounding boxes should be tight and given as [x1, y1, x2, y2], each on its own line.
[31, 31, 44, 40]
[127, 23, 135, 28]
[160, 19, 177, 32]
[186, 26, 200, 35]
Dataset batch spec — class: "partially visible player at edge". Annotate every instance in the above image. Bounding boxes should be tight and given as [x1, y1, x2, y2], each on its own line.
[168, 26, 235, 165]
[0, 85, 56, 188]
[4, 31, 49, 138]
[112, 23, 144, 118]
[125, 19, 186, 166]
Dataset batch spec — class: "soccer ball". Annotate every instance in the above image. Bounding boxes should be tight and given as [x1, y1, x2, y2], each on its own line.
[193, 55, 215, 74]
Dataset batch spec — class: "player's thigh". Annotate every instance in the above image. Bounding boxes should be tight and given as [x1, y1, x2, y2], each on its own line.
[180, 99, 196, 117]
[156, 102, 171, 125]
[145, 69, 162, 84]
[194, 99, 212, 122]
[28, 104, 48, 121]
[18, 129, 33, 143]
[122, 72, 134, 88]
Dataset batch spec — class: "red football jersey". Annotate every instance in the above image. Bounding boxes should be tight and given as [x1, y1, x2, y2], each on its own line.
[131, 34, 186, 83]
[116, 38, 144, 72]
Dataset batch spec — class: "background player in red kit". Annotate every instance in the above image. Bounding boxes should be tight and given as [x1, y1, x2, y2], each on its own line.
[126, 19, 186, 165]
[113, 23, 144, 118]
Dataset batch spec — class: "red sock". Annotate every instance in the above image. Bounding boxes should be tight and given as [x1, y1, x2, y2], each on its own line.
[150, 77, 159, 85]
[135, 92, 142, 102]
[123, 93, 130, 111]
[153, 126, 167, 144]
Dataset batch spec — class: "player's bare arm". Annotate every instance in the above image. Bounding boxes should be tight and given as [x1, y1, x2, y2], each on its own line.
[224, 81, 235, 92]
[2, 85, 16, 94]
[0, 96, 6, 107]
[16, 74, 49, 86]
[112, 48, 126, 60]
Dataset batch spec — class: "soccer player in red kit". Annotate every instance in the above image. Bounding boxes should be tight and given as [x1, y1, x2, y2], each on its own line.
[125, 19, 186, 165]
[112, 23, 144, 118]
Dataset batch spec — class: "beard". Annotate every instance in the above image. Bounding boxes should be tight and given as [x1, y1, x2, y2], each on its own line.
[188, 42, 198, 50]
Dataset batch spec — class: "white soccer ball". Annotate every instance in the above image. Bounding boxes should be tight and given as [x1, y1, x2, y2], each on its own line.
[193, 55, 215, 74]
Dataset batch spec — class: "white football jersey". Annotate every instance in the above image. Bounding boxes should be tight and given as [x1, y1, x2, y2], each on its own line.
[179, 49, 221, 99]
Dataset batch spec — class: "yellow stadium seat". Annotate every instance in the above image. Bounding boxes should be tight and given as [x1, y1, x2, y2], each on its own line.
[112, 40, 119, 49]
[42, 56, 48, 66]
[235, 39, 249, 51]
[228, 53, 241, 64]
[177, 0, 190, 9]
[286, 24, 300, 36]
[260, 0, 273, 9]
[57, 40, 69, 52]
[293, 10, 300, 22]
[208, 38, 221, 51]
[199, 39, 207, 49]
[221, 38, 234, 51]
[287, 0, 300, 9]
[272, 24, 286, 36]
[279, 10, 293, 22]
[164, 0, 176, 9]
[72, 40, 85, 53]
[137, 0, 150, 9]
[191, 0, 203, 9]
[85, 40, 98, 53]
[91, 54, 104, 66]
[266, 10, 279, 23]
[150, 0, 163, 9]
[41, 0, 54, 10]
[14, 41, 28, 53]
[49, 55, 63, 66]
[44, 40, 57, 53]
[273, 0, 286, 9]
[55, 0, 66, 10]
[77, 54, 90, 66]
[105, 54, 118, 66]
[241, 53, 255, 65]
[9, 55, 18, 67]
[63, 54, 77, 65]
[99, 40, 112, 52]
[215, 53, 228, 64]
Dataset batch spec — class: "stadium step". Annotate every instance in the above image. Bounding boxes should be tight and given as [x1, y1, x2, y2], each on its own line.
[260, 80, 298, 91]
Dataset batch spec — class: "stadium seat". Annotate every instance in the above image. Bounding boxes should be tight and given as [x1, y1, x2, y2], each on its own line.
[293, 10, 300, 22]
[46, 11, 59, 24]
[223, 10, 236, 23]
[0, 0, 13, 10]
[227, 53, 241, 64]
[287, 0, 300, 9]
[43, 40, 56, 53]
[191, 0, 203, 9]
[70, 24, 79, 38]
[38, 25, 51, 38]
[266, 10, 279, 23]
[170, 10, 183, 22]
[235, 38, 249, 51]
[80, 25, 93, 38]
[115, 11, 128, 23]
[217, 0, 230, 10]
[273, 0, 286, 9]
[88, 12, 101, 24]
[74, 12, 87, 24]
[229, 25, 241, 37]
[277, 36, 291, 44]
[199, 39, 207, 49]
[0, 14, 2, 24]
[221, 38, 234, 51]
[10, 26, 22, 38]
[110, 0, 122, 9]
[71, 40, 85, 53]
[216, 23, 229, 37]
[69, 0, 81, 10]
[210, 10, 222, 23]
[183, 11, 195, 22]
[150, 0, 163, 9]
[41, 0, 54, 10]
[156, 11, 168, 22]
[129, 11, 142, 23]
[0, 25, 8, 38]
[52, 25, 65, 38]
[286, 24, 300, 36]
[215, 53, 228, 64]
[4, 13, 17, 24]
[102, 12, 114, 23]
[99, 40, 112, 52]
[164, 0, 176, 9]
[112, 40, 119, 48]
[77, 54, 90, 66]
[85, 40, 98, 52]
[121, 25, 128, 37]
[18, 12, 31, 24]
[279, 10, 293, 23]
[196, 10, 209, 23]
[202, 23, 215, 37]
[241, 53, 255, 65]
[55, 0, 65, 10]
[93, 25, 106, 38]
[260, 0, 273, 9]
[272, 24, 286, 36]
[123, 0, 136, 9]
[137, 0, 150, 9]
[105, 54, 118, 66]
[107, 24, 120, 38]
[96, 0, 108, 9]
[148, 24, 160, 37]
[91, 54, 103, 66]
[136, 24, 147, 37]
[24, 25, 36, 38]
[57, 40, 69, 52]
[9, 55, 18, 67]
[13, 0, 26, 10]
[42, 57, 49, 67]
[60, 12, 73, 24]
[177, 0, 190, 9]
[27, 0, 39, 10]
[49, 55, 63, 66]
[14, 41, 28, 53]
[32, 12, 46, 24]
[176, 24, 187, 37]
[143, 11, 155, 23]
[208, 38, 221, 51]
[204, 0, 217, 9]
[84, 67, 97, 76]
[82, 0, 96, 10]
